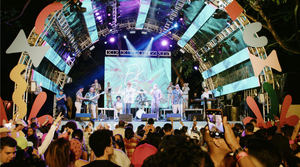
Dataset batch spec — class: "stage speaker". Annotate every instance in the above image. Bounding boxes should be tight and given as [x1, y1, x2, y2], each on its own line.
[166, 114, 181, 121]
[187, 113, 203, 121]
[141, 114, 157, 121]
[75, 113, 91, 121]
[119, 114, 132, 122]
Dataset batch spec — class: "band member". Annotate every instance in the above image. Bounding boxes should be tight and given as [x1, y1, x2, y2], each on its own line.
[56, 89, 67, 118]
[114, 96, 123, 120]
[167, 82, 174, 109]
[92, 79, 101, 93]
[151, 84, 162, 118]
[201, 87, 213, 109]
[171, 84, 182, 114]
[135, 89, 147, 110]
[84, 87, 100, 119]
[105, 82, 113, 108]
[182, 83, 190, 119]
[75, 87, 85, 114]
[124, 82, 135, 114]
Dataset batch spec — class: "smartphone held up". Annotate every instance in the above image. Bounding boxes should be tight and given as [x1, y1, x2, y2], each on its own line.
[206, 109, 224, 138]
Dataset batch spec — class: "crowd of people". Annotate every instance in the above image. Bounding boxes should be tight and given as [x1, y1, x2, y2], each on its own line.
[1, 113, 300, 167]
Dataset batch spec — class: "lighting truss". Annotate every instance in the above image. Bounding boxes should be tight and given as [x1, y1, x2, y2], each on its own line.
[108, 0, 118, 34]
[162, 0, 186, 32]
[105, 49, 171, 57]
[54, 11, 81, 56]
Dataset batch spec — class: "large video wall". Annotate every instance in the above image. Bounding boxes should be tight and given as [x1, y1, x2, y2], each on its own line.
[104, 57, 171, 108]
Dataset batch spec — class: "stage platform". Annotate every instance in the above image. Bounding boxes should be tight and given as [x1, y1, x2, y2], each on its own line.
[60, 120, 241, 131]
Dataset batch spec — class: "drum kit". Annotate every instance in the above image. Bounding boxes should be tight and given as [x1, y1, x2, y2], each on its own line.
[135, 100, 151, 119]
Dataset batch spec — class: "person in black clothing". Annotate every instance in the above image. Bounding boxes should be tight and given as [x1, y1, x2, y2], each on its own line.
[83, 129, 119, 167]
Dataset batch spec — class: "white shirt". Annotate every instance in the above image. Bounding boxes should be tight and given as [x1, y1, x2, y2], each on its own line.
[182, 86, 190, 95]
[201, 91, 213, 104]
[110, 148, 131, 167]
[124, 87, 135, 103]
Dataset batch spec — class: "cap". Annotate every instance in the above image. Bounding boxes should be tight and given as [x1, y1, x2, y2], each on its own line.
[131, 143, 157, 167]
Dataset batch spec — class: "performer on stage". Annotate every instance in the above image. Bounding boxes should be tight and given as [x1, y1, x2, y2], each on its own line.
[171, 84, 182, 115]
[84, 87, 100, 119]
[114, 96, 123, 120]
[91, 79, 101, 93]
[135, 89, 147, 110]
[201, 87, 213, 109]
[124, 82, 135, 114]
[182, 83, 190, 119]
[75, 87, 85, 114]
[105, 82, 113, 108]
[150, 84, 162, 118]
[167, 82, 174, 109]
[56, 89, 67, 118]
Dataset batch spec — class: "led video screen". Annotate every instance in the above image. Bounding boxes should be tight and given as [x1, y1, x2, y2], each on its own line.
[104, 57, 171, 108]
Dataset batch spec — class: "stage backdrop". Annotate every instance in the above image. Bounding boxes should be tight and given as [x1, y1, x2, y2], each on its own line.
[104, 57, 171, 108]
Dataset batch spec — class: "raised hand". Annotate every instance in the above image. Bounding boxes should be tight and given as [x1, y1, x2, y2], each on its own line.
[54, 112, 63, 125]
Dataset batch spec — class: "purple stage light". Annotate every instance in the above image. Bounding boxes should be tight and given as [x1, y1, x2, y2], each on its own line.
[96, 16, 102, 20]
[194, 66, 199, 70]
[161, 39, 168, 46]
[109, 37, 116, 43]
[180, 17, 183, 21]
[108, 13, 111, 16]
[95, 12, 100, 16]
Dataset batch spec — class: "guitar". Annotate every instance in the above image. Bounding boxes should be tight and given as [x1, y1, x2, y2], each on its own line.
[84, 91, 105, 105]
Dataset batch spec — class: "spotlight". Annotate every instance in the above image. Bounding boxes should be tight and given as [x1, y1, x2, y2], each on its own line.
[109, 37, 115, 43]
[170, 44, 173, 47]
[151, 37, 154, 40]
[161, 40, 168, 46]
[179, 17, 183, 21]
[174, 23, 178, 28]
[95, 12, 100, 16]
[194, 66, 199, 70]
[104, 41, 107, 44]
[123, 35, 127, 39]
[96, 16, 102, 20]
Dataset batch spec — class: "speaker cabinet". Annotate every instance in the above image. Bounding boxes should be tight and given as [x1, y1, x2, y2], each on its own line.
[119, 114, 133, 122]
[141, 114, 157, 121]
[166, 114, 181, 121]
[75, 113, 91, 121]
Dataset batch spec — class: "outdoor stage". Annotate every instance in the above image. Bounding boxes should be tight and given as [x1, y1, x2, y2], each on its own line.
[60, 120, 242, 131]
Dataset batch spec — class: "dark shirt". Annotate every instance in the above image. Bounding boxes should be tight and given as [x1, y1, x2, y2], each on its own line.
[83, 160, 120, 167]
[56, 94, 66, 106]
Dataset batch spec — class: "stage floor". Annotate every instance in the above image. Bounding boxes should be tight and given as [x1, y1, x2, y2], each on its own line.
[61, 120, 241, 131]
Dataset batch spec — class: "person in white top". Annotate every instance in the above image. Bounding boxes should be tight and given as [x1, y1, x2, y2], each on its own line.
[201, 87, 213, 109]
[150, 84, 162, 118]
[182, 83, 190, 119]
[114, 96, 123, 120]
[124, 82, 135, 114]
[167, 82, 174, 109]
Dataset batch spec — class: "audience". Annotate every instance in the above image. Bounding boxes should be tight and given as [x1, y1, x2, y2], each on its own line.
[1, 111, 300, 167]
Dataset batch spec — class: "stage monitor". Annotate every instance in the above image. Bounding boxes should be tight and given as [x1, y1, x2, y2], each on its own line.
[105, 57, 171, 108]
